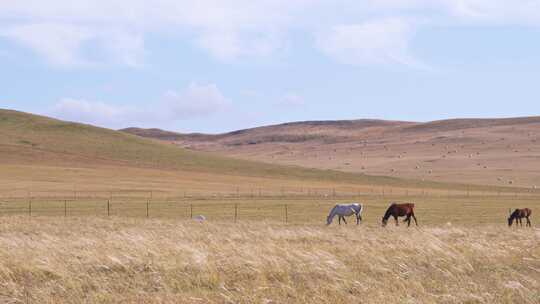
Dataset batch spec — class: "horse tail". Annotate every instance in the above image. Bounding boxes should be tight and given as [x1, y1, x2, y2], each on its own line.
[357, 203, 364, 215]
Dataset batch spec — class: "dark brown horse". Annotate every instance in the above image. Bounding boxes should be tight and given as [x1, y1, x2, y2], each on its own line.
[382, 203, 418, 227]
[508, 208, 532, 227]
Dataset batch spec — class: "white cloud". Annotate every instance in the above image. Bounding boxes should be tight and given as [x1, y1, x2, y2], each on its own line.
[1, 23, 93, 66]
[315, 18, 422, 67]
[0, 0, 302, 66]
[280, 93, 306, 107]
[0, 23, 145, 67]
[443, 0, 540, 24]
[164, 82, 231, 119]
[2, 0, 540, 67]
[195, 30, 282, 61]
[52, 98, 140, 126]
[51, 83, 230, 128]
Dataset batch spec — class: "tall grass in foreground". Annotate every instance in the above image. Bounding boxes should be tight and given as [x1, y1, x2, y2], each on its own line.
[0, 216, 538, 303]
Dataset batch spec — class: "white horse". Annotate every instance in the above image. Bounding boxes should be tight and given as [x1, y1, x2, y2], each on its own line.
[326, 203, 363, 225]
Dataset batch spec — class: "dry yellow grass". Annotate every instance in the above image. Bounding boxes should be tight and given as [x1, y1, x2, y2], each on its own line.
[1, 195, 538, 227]
[0, 216, 538, 303]
[2, 109, 539, 303]
[1, 109, 526, 201]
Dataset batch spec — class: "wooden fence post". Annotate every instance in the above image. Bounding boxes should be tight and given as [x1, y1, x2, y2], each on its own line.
[284, 204, 288, 223]
[107, 200, 110, 216]
[64, 200, 67, 217]
[234, 204, 238, 223]
[28, 200, 32, 216]
[190, 204, 193, 219]
[146, 200, 149, 218]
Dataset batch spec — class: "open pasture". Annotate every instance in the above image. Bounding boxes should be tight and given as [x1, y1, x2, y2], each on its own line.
[0, 216, 538, 303]
[0, 194, 538, 226]
[1, 110, 539, 303]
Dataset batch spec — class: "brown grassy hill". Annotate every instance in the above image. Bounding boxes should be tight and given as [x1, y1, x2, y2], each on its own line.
[122, 117, 540, 188]
[4, 109, 487, 197]
[122, 119, 414, 146]
[0, 109, 385, 179]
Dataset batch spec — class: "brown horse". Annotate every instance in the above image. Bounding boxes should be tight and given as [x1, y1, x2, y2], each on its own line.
[508, 208, 532, 227]
[382, 203, 418, 227]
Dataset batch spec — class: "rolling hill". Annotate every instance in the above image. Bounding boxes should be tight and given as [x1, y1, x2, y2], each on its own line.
[0, 109, 401, 182]
[1, 109, 480, 197]
[121, 117, 540, 188]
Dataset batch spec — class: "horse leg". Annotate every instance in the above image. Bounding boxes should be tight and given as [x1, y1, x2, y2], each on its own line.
[338, 216, 341, 225]
[405, 215, 411, 227]
[526, 216, 531, 227]
[356, 214, 360, 225]
[412, 213, 418, 226]
[519, 218, 523, 227]
[394, 215, 399, 226]
[342, 217, 348, 225]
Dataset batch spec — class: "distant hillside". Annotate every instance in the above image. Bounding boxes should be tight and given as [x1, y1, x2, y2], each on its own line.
[122, 119, 414, 146]
[0, 109, 438, 188]
[403, 117, 540, 133]
[119, 127, 216, 142]
[121, 116, 540, 187]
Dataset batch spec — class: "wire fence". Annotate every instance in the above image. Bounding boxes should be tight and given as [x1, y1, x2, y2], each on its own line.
[0, 190, 539, 224]
[0, 199, 306, 223]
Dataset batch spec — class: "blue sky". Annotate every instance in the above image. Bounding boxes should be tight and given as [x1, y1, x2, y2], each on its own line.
[1, 1, 540, 133]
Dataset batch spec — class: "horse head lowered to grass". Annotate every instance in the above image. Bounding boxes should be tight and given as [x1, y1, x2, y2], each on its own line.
[508, 208, 532, 227]
[382, 203, 418, 227]
[326, 203, 363, 225]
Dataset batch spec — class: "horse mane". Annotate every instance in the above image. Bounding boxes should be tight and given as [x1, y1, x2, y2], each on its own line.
[327, 205, 339, 223]
[382, 203, 395, 221]
[509, 209, 519, 219]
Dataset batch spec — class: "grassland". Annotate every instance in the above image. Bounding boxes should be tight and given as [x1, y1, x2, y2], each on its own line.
[0, 216, 538, 303]
[1, 193, 538, 226]
[147, 116, 540, 187]
[0, 109, 527, 200]
[0, 109, 400, 184]
[1, 109, 540, 303]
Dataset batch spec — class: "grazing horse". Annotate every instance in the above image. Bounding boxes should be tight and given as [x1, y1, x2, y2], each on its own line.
[326, 203, 363, 225]
[508, 208, 532, 227]
[382, 203, 418, 227]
